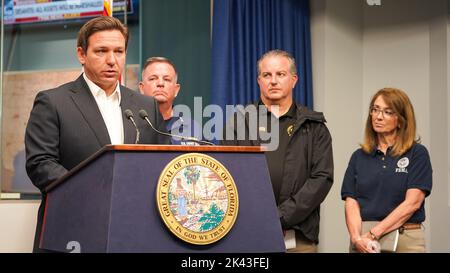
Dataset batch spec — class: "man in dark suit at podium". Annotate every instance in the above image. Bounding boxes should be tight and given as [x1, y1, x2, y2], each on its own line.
[25, 16, 168, 252]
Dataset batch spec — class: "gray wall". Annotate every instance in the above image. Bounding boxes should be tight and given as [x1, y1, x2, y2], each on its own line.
[2, 23, 140, 71]
[311, 0, 450, 252]
[311, 0, 364, 253]
[140, 0, 211, 108]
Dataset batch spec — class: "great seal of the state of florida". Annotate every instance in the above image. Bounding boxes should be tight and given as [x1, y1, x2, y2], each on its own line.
[156, 153, 239, 245]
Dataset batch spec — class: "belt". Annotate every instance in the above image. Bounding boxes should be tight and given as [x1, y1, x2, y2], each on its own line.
[399, 223, 422, 233]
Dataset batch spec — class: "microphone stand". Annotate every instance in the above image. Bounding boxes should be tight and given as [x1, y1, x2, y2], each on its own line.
[138, 110, 214, 146]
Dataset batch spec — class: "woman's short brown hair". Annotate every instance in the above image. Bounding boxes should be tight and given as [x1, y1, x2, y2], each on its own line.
[361, 88, 419, 157]
[77, 16, 129, 52]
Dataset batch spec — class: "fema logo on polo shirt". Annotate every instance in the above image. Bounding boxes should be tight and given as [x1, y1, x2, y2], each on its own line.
[396, 157, 409, 173]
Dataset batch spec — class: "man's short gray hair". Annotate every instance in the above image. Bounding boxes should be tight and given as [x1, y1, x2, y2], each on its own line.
[142, 56, 178, 82]
[257, 49, 297, 76]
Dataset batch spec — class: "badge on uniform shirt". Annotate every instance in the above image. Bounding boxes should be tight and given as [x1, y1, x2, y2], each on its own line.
[287, 125, 294, 137]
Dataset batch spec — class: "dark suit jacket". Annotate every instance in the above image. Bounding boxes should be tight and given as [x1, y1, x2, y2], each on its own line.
[25, 75, 169, 252]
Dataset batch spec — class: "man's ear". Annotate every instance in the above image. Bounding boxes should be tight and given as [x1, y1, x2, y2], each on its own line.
[292, 74, 298, 89]
[76, 47, 86, 65]
[138, 82, 144, 94]
[174, 83, 181, 98]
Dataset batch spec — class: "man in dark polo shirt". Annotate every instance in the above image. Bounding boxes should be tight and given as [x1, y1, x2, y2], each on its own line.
[221, 50, 334, 252]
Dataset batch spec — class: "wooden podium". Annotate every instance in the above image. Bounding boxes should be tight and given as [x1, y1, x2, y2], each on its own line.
[39, 145, 285, 253]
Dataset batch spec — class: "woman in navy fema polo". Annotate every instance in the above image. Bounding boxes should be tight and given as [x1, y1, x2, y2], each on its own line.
[341, 88, 432, 253]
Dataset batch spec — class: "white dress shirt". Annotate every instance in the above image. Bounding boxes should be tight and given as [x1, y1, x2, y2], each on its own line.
[83, 73, 124, 144]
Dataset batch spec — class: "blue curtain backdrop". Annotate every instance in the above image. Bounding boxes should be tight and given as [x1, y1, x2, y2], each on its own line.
[211, 0, 313, 111]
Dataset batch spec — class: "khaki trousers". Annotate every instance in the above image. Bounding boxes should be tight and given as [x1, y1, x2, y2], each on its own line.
[349, 227, 426, 253]
[396, 227, 426, 253]
[286, 231, 318, 253]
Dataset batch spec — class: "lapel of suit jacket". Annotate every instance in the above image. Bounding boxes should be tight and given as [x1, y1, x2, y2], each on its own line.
[120, 87, 137, 144]
[69, 75, 111, 147]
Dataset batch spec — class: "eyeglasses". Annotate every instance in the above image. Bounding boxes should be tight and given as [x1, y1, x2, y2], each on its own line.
[370, 107, 396, 118]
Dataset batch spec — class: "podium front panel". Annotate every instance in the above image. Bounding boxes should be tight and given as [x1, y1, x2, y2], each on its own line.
[41, 149, 285, 253]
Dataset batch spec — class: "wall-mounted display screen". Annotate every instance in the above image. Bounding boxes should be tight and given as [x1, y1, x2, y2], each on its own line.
[3, 0, 137, 25]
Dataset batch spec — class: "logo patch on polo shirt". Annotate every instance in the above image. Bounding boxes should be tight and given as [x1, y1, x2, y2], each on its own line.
[396, 157, 409, 173]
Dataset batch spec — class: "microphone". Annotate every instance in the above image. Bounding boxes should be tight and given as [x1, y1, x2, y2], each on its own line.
[138, 109, 214, 146]
[124, 109, 140, 144]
